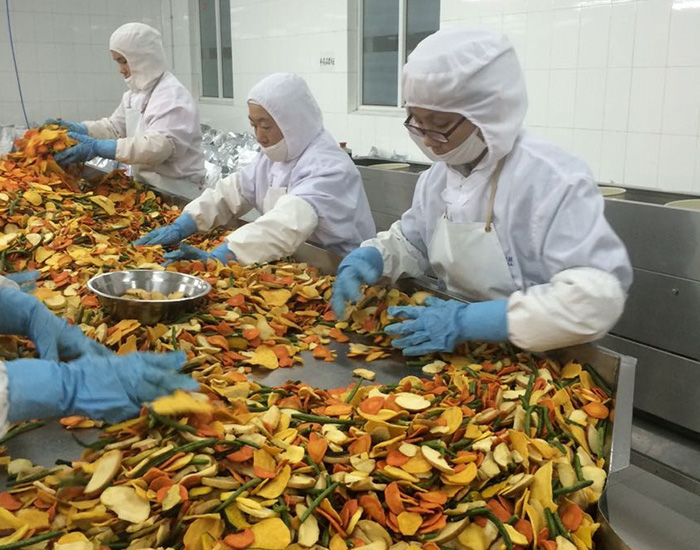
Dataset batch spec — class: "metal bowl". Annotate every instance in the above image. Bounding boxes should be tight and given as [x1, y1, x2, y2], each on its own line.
[87, 270, 211, 325]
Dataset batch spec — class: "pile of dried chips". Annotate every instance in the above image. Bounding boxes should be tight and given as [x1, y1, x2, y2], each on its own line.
[0, 128, 614, 550]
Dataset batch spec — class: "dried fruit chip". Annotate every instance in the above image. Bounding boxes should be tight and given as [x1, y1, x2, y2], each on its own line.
[152, 390, 213, 415]
[249, 517, 291, 550]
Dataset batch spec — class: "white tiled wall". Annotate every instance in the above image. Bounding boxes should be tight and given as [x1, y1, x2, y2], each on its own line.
[5, 0, 700, 193]
[194, 0, 700, 193]
[0, 0, 195, 128]
[441, 0, 700, 193]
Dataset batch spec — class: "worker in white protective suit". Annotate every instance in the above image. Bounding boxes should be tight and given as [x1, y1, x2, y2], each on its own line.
[331, 29, 632, 354]
[0, 276, 197, 437]
[133, 73, 376, 266]
[48, 23, 206, 200]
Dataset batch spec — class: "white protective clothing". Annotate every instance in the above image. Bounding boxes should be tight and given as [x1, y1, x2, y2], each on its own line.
[428, 159, 516, 302]
[184, 73, 376, 265]
[84, 23, 206, 198]
[363, 29, 632, 352]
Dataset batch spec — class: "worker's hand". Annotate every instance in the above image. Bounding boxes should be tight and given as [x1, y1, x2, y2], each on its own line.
[385, 297, 509, 356]
[0, 287, 111, 361]
[54, 133, 117, 166]
[133, 213, 198, 247]
[44, 119, 88, 135]
[6, 351, 198, 424]
[163, 243, 235, 266]
[2, 270, 40, 292]
[330, 247, 384, 318]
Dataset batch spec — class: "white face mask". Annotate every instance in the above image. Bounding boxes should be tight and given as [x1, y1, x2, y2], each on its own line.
[124, 75, 138, 92]
[261, 138, 289, 163]
[410, 126, 487, 166]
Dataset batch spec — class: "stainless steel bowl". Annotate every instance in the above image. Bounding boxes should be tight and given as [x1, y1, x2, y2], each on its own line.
[87, 270, 211, 325]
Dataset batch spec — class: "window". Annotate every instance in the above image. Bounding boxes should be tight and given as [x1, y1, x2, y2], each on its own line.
[360, 0, 440, 107]
[199, 0, 233, 99]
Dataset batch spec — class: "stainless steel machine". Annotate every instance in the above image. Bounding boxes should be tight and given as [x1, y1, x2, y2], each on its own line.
[355, 158, 700, 498]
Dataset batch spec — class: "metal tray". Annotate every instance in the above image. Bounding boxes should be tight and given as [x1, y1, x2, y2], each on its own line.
[1, 183, 637, 549]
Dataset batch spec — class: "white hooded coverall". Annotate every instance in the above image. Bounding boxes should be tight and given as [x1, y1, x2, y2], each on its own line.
[183, 73, 376, 265]
[363, 29, 633, 352]
[83, 23, 206, 199]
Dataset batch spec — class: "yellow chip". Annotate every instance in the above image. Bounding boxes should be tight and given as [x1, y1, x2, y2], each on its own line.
[442, 461, 477, 485]
[152, 390, 213, 416]
[183, 517, 224, 550]
[256, 464, 291, 499]
[259, 289, 292, 306]
[248, 345, 279, 370]
[249, 517, 291, 550]
[397, 511, 423, 536]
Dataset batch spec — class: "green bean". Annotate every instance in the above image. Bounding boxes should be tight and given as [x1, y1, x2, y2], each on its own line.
[583, 364, 612, 397]
[574, 453, 584, 482]
[553, 479, 593, 497]
[292, 413, 361, 425]
[300, 481, 340, 523]
[465, 508, 513, 550]
[130, 437, 218, 478]
[0, 530, 65, 550]
[344, 379, 364, 404]
[0, 421, 44, 445]
[148, 410, 197, 434]
[7, 468, 59, 488]
[213, 477, 262, 513]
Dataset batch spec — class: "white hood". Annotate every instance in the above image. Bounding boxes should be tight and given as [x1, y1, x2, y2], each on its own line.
[247, 73, 323, 162]
[109, 23, 167, 91]
[402, 28, 527, 168]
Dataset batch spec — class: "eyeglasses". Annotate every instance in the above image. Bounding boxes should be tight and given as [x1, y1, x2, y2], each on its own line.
[403, 114, 466, 144]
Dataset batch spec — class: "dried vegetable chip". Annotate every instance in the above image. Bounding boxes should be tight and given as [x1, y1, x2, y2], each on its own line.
[0, 131, 613, 550]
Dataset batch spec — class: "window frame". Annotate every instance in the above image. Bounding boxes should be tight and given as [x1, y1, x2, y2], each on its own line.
[357, 0, 437, 111]
[198, 0, 234, 102]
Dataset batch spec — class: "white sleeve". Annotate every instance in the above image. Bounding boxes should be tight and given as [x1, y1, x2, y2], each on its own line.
[226, 193, 318, 265]
[507, 267, 626, 352]
[363, 220, 430, 282]
[183, 172, 253, 232]
[0, 361, 9, 439]
[115, 130, 175, 166]
[84, 97, 127, 139]
[84, 117, 122, 140]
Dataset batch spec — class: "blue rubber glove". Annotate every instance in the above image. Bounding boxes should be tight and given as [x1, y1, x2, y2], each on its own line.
[44, 119, 88, 135]
[163, 242, 235, 266]
[385, 297, 509, 356]
[3, 271, 40, 292]
[6, 351, 197, 424]
[54, 132, 117, 166]
[330, 247, 384, 318]
[133, 213, 198, 247]
[0, 287, 111, 361]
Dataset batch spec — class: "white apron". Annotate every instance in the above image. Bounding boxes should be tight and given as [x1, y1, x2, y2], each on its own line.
[125, 78, 204, 201]
[261, 163, 289, 213]
[428, 159, 517, 302]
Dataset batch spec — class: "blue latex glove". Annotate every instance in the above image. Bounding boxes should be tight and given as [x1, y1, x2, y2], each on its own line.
[0, 287, 111, 361]
[44, 119, 88, 135]
[6, 351, 197, 424]
[331, 247, 384, 318]
[385, 297, 509, 356]
[163, 242, 235, 266]
[3, 270, 40, 292]
[133, 213, 198, 247]
[54, 132, 117, 166]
